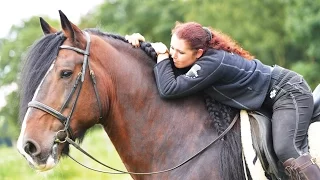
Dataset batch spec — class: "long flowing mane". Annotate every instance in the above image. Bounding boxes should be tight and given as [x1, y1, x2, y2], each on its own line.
[20, 32, 66, 122]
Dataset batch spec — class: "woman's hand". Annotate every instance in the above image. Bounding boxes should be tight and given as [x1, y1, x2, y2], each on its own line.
[125, 33, 145, 47]
[151, 42, 170, 63]
[150, 42, 168, 55]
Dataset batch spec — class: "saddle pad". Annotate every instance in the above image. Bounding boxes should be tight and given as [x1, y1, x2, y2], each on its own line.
[308, 121, 320, 167]
[240, 110, 267, 180]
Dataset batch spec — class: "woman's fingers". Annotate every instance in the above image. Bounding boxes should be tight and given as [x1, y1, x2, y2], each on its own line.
[125, 33, 145, 47]
[133, 39, 140, 47]
[133, 33, 145, 42]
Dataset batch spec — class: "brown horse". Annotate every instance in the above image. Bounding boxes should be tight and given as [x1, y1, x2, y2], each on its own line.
[17, 10, 245, 179]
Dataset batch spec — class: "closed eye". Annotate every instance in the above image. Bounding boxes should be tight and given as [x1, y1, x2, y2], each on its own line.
[170, 45, 185, 54]
[60, 70, 73, 78]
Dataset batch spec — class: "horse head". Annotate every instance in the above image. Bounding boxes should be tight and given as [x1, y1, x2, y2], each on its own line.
[17, 10, 105, 171]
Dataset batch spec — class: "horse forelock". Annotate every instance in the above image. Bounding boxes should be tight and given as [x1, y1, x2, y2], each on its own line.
[19, 32, 65, 123]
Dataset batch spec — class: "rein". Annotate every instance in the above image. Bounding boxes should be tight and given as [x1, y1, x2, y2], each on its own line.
[27, 31, 239, 175]
[65, 113, 238, 175]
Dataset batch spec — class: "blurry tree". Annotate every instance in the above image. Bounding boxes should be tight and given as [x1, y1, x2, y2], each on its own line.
[80, 0, 287, 66]
[80, 0, 187, 46]
[285, 0, 320, 61]
[0, 16, 59, 139]
[183, 0, 288, 66]
[285, 0, 320, 89]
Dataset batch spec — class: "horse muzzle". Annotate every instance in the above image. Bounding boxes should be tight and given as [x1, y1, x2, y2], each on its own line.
[17, 135, 61, 171]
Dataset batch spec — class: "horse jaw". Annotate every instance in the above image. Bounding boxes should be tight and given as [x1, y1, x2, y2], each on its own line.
[17, 109, 60, 171]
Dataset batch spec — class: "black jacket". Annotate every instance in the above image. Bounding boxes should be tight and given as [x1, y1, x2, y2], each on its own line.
[153, 48, 272, 110]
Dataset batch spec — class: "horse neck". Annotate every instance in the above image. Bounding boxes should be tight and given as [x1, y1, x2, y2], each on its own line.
[92, 38, 218, 174]
[91, 38, 166, 131]
[99, 46, 164, 126]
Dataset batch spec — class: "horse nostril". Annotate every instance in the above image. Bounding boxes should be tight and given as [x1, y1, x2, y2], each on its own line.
[24, 139, 41, 157]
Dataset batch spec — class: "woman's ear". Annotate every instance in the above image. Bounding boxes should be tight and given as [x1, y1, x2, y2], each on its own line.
[196, 49, 204, 59]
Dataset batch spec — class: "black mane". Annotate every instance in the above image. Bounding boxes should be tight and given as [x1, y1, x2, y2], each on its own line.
[19, 32, 66, 122]
[85, 28, 158, 61]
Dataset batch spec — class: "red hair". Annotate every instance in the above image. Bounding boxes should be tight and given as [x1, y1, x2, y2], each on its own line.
[172, 22, 254, 60]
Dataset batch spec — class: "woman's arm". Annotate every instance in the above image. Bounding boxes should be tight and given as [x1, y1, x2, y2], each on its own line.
[154, 56, 222, 99]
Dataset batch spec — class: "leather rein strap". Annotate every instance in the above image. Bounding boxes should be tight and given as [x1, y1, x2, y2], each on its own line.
[66, 113, 239, 175]
[27, 31, 239, 175]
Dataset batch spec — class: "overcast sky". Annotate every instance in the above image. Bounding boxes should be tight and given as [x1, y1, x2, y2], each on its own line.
[0, 0, 104, 38]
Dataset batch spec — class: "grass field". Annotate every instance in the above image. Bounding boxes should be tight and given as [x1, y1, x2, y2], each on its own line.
[0, 126, 131, 180]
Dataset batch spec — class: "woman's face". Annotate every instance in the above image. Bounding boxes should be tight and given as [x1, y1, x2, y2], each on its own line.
[170, 34, 203, 68]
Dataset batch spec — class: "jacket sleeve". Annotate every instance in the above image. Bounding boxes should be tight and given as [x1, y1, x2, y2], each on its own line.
[153, 56, 223, 99]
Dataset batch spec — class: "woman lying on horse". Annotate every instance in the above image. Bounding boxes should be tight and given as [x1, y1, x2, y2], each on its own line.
[126, 21, 320, 180]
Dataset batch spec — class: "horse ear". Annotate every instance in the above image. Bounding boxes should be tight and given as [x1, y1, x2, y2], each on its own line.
[40, 17, 58, 35]
[58, 10, 86, 46]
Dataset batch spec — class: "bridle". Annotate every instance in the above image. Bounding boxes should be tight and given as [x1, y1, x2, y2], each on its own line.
[28, 31, 103, 142]
[27, 31, 239, 175]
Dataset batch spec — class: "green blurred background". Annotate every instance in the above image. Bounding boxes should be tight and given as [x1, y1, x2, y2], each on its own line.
[0, 0, 319, 179]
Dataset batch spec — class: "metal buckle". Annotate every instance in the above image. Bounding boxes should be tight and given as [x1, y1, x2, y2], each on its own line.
[54, 129, 68, 143]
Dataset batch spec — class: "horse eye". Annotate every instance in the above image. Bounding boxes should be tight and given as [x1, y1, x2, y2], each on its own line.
[60, 70, 73, 78]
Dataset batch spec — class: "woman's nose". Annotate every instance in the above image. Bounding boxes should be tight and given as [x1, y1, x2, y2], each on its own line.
[171, 50, 177, 59]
